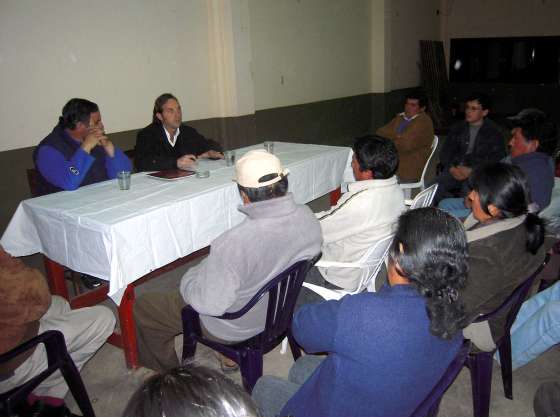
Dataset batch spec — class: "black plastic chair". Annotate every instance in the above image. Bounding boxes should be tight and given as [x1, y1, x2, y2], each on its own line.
[0, 330, 95, 417]
[410, 339, 471, 417]
[181, 255, 320, 392]
[466, 254, 550, 417]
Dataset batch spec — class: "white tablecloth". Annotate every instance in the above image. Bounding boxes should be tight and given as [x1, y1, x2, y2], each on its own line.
[1, 142, 352, 303]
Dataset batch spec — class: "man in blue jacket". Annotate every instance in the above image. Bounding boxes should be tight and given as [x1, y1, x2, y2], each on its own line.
[34, 98, 132, 195]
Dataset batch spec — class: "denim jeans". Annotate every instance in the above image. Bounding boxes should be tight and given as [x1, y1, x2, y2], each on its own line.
[503, 281, 560, 369]
[438, 197, 472, 219]
[252, 355, 324, 417]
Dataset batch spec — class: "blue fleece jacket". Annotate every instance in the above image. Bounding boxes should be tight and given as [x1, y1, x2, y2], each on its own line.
[280, 285, 462, 417]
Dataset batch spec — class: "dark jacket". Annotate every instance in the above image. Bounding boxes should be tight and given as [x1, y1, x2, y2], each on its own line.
[135, 123, 222, 172]
[439, 119, 506, 169]
[461, 215, 552, 343]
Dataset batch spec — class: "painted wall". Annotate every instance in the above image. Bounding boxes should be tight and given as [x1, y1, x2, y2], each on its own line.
[386, 0, 440, 90]
[248, 0, 380, 110]
[0, 0, 214, 152]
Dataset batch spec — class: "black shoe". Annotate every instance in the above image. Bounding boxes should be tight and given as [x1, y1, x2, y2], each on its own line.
[80, 274, 103, 289]
[15, 400, 82, 417]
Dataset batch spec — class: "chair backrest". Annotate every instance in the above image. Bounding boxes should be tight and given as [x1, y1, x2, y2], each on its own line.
[354, 234, 394, 293]
[409, 183, 438, 209]
[0, 330, 95, 417]
[217, 254, 321, 350]
[474, 253, 550, 344]
[410, 339, 471, 417]
[418, 135, 439, 187]
[26, 168, 41, 198]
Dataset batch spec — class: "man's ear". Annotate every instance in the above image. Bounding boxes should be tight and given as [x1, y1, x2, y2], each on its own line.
[482, 109, 489, 118]
[156, 112, 163, 122]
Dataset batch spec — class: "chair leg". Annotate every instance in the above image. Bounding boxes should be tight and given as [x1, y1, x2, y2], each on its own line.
[287, 332, 301, 361]
[468, 353, 493, 417]
[498, 337, 513, 400]
[60, 360, 96, 417]
[239, 349, 263, 394]
[181, 336, 197, 363]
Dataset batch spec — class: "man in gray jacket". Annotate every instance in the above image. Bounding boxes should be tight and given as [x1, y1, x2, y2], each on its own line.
[134, 150, 322, 372]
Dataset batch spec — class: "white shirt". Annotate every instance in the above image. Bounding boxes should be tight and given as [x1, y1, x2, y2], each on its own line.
[164, 127, 181, 147]
[316, 176, 405, 290]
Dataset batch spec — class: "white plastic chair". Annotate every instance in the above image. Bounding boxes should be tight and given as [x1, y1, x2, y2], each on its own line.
[404, 183, 438, 209]
[301, 234, 394, 301]
[400, 135, 439, 199]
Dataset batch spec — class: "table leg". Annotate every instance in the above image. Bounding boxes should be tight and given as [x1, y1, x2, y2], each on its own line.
[119, 284, 139, 369]
[330, 187, 341, 206]
[44, 256, 69, 300]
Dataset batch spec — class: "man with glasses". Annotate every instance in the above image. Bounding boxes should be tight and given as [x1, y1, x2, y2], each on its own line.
[432, 94, 505, 203]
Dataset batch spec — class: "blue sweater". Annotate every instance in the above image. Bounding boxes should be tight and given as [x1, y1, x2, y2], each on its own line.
[281, 285, 462, 417]
[511, 152, 554, 210]
[34, 124, 132, 195]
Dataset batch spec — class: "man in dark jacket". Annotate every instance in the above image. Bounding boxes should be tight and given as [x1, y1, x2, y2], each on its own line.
[134, 93, 223, 172]
[433, 94, 505, 203]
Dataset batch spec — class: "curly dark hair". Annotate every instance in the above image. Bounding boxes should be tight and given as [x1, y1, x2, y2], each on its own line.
[59, 98, 98, 130]
[389, 207, 469, 340]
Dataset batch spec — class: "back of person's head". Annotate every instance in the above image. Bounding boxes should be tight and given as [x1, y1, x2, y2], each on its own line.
[122, 365, 261, 417]
[465, 93, 492, 111]
[152, 93, 178, 124]
[235, 149, 289, 203]
[389, 207, 468, 340]
[405, 90, 428, 109]
[469, 162, 545, 254]
[352, 135, 398, 179]
[59, 98, 98, 130]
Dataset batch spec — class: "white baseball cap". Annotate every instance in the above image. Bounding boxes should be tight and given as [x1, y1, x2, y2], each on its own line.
[234, 150, 289, 188]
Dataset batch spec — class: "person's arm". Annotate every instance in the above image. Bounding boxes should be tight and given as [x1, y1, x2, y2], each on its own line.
[134, 127, 177, 171]
[105, 146, 133, 178]
[36, 145, 95, 191]
[179, 247, 240, 316]
[439, 127, 462, 169]
[468, 127, 506, 167]
[375, 117, 399, 141]
[292, 299, 340, 353]
[180, 126, 223, 158]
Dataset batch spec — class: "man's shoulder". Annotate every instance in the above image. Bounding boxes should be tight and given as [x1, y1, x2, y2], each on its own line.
[37, 125, 64, 147]
[449, 120, 468, 135]
[481, 118, 505, 137]
[137, 122, 162, 139]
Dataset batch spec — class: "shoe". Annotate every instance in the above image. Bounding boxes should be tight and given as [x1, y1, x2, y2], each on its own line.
[215, 352, 239, 374]
[80, 274, 103, 289]
[15, 400, 82, 417]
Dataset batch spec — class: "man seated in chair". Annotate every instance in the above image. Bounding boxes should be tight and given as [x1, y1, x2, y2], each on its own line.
[297, 135, 405, 306]
[376, 90, 434, 183]
[0, 246, 115, 411]
[134, 150, 322, 373]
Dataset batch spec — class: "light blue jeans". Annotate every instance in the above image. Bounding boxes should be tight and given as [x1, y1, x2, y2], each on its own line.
[438, 197, 472, 219]
[252, 355, 324, 417]
[504, 281, 560, 370]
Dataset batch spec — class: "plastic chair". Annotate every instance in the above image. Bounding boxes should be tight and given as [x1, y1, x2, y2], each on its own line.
[181, 255, 320, 392]
[400, 135, 439, 199]
[465, 254, 550, 417]
[410, 339, 471, 417]
[404, 184, 439, 209]
[301, 234, 394, 300]
[0, 330, 96, 417]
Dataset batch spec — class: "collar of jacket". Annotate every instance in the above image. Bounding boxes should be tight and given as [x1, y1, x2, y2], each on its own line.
[348, 176, 398, 193]
[464, 213, 526, 242]
[238, 193, 298, 219]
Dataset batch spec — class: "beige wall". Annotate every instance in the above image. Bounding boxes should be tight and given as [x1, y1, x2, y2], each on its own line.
[386, 0, 440, 90]
[249, 0, 378, 110]
[0, 0, 215, 152]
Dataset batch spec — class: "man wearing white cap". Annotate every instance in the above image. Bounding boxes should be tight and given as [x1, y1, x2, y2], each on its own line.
[134, 150, 322, 372]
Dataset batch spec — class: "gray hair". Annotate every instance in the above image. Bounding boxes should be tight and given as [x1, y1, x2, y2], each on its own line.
[122, 365, 261, 417]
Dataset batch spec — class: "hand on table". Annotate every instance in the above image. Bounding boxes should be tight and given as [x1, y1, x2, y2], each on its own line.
[198, 150, 224, 160]
[177, 154, 197, 170]
[449, 165, 472, 181]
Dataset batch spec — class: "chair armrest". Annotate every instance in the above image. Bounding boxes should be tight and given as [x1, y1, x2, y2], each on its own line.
[404, 199, 413, 206]
[315, 260, 363, 268]
[301, 282, 346, 301]
[399, 182, 422, 190]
